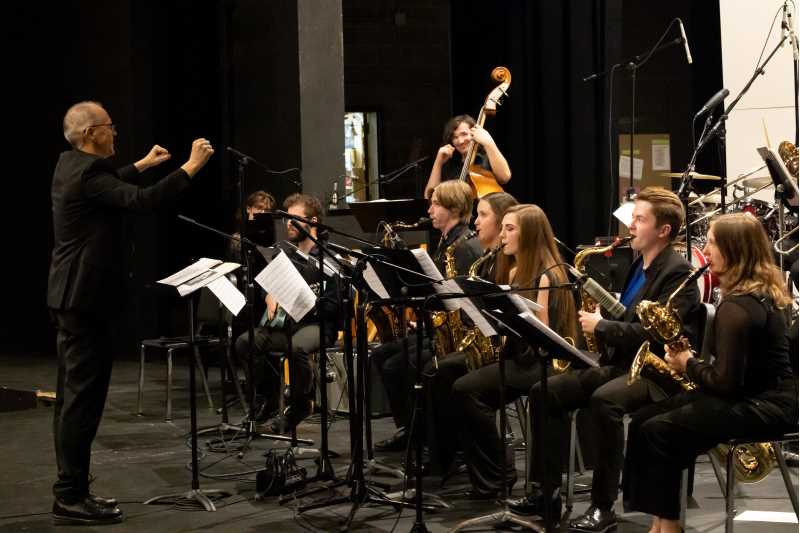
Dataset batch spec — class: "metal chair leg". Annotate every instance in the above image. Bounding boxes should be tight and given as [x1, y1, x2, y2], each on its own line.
[566, 410, 578, 509]
[138, 344, 146, 415]
[166, 348, 174, 422]
[773, 441, 799, 517]
[725, 443, 737, 533]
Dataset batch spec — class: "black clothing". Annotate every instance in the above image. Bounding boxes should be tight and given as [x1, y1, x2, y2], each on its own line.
[527, 245, 700, 508]
[440, 152, 490, 182]
[48, 149, 192, 502]
[372, 224, 480, 430]
[623, 294, 797, 519]
[234, 242, 339, 408]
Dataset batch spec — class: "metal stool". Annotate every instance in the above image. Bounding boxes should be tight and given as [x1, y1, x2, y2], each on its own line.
[137, 336, 220, 421]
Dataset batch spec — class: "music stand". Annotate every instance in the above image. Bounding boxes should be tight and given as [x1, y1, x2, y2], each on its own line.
[145, 259, 245, 511]
[443, 284, 599, 533]
[348, 199, 430, 231]
[757, 146, 799, 271]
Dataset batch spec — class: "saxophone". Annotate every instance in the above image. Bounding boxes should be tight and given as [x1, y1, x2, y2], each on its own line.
[430, 232, 474, 361]
[365, 220, 429, 343]
[574, 236, 632, 354]
[628, 265, 775, 484]
[458, 246, 502, 371]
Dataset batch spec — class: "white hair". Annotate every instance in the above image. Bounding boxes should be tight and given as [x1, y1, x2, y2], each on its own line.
[62, 101, 104, 148]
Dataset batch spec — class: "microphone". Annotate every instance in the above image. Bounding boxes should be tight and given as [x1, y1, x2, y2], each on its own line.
[412, 217, 433, 230]
[678, 19, 693, 65]
[567, 265, 626, 319]
[694, 88, 729, 118]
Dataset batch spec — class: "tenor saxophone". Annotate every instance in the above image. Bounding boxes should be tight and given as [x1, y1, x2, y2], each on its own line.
[458, 246, 502, 371]
[629, 265, 775, 484]
[574, 236, 632, 353]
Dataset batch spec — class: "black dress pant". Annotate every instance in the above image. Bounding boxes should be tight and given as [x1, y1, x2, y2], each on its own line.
[530, 364, 668, 508]
[371, 335, 432, 429]
[51, 310, 114, 503]
[425, 352, 469, 473]
[453, 357, 542, 493]
[234, 324, 320, 408]
[623, 380, 798, 519]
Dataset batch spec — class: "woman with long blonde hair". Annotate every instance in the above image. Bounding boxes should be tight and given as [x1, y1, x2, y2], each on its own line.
[622, 213, 797, 533]
[449, 203, 578, 498]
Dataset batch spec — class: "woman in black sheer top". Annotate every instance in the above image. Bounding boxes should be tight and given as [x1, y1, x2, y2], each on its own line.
[622, 213, 798, 533]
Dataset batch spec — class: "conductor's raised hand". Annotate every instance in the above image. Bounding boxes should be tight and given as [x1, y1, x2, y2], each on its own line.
[181, 138, 215, 178]
[134, 144, 171, 172]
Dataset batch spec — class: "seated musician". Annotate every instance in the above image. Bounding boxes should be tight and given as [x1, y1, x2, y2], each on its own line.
[372, 180, 482, 452]
[228, 189, 276, 259]
[443, 204, 577, 499]
[507, 187, 701, 533]
[425, 192, 518, 472]
[424, 114, 512, 198]
[234, 193, 339, 432]
[623, 213, 798, 533]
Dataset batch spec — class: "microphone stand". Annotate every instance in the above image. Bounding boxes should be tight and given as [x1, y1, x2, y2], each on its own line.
[584, 19, 685, 203]
[226, 146, 302, 190]
[680, 31, 790, 261]
[347, 157, 430, 200]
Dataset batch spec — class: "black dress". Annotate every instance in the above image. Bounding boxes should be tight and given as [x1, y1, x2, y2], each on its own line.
[622, 293, 798, 520]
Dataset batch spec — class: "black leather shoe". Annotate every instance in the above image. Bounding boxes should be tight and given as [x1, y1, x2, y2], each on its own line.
[567, 505, 617, 532]
[52, 497, 123, 525]
[375, 428, 408, 452]
[87, 493, 118, 507]
[506, 490, 562, 518]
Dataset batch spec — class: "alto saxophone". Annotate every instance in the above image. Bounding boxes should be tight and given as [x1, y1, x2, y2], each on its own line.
[458, 245, 502, 371]
[628, 265, 775, 484]
[574, 236, 632, 354]
[430, 232, 474, 361]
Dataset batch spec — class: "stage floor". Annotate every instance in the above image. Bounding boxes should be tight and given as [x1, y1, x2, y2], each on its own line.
[0, 351, 796, 532]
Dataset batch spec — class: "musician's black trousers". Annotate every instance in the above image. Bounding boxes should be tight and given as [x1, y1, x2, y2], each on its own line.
[529, 365, 667, 509]
[371, 335, 432, 429]
[234, 325, 319, 407]
[623, 381, 798, 519]
[51, 310, 114, 503]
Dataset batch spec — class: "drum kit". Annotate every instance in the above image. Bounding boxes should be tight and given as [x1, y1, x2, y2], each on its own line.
[660, 156, 799, 304]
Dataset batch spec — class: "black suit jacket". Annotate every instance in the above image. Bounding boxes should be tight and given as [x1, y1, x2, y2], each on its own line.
[47, 150, 191, 316]
[594, 244, 701, 367]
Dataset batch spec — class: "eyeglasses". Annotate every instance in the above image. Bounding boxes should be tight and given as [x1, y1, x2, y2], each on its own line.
[85, 123, 116, 133]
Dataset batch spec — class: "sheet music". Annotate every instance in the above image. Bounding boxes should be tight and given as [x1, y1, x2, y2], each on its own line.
[410, 248, 496, 336]
[254, 249, 316, 322]
[363, 263, 390, 300]
[519, 311, 599, 367]
[206, 275, 246, 316]
[158, 259, 240, 297]
[158, 258, 221, 287]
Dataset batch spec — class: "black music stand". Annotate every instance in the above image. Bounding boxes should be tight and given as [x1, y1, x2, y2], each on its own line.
[145, 259, 243, 511]
[758, 146, 799, 271]
[444, 285, 599, 533]
[348, 199, 429, 230]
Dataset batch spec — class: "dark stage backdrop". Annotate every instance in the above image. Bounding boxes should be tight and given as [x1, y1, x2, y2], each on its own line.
[450, 0, 722, 253]
[3, 0, 722, 356]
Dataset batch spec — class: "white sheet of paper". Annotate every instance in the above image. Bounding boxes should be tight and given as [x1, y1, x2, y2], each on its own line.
[519, 311, 599, 367]
[254, 250, 316, 322]
[363, 263, 390, 300]
[206, 275, 246, 316]
[613, 201, 635, 227]
[619, 155, 644, 180]
[175, 262, 240, 297]
[158, 258, 220, 287]
[410, 249, 496, 336]
[651, 140, 671, 171]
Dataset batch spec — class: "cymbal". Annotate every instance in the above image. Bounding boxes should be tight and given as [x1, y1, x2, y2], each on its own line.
[739, 175, 773, 188]
[659, 172, 722, 181]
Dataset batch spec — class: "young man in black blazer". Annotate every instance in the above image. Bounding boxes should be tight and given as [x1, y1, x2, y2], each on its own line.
[507, 187, 701, 533]
[48, 101, 214, 525]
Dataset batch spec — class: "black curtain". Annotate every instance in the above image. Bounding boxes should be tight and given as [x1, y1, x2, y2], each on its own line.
[451, 0, 621, 253]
